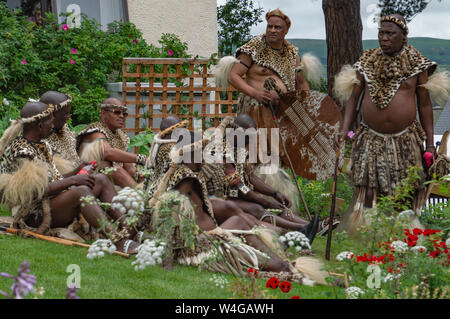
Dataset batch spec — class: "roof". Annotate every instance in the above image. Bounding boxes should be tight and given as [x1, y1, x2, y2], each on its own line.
[434, 101, 450, 135]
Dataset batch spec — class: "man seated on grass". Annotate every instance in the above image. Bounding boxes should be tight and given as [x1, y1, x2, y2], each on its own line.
[0, 101, 139, 254]
[76, 97, 147, 188]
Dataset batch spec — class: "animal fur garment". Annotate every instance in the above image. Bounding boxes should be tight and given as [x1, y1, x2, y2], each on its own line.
[213, 56, 239, 90]
[298, 53, 323, 87]
[0, 120, 23, 157]
[254, 165, 301, 216]
[79, 139, 104, 164]
[293, 256, 328, 285]
[333, 64, 362, 105]
[0, 159, 49, 208]
[53, 155, 76, 175]
[420, 70, 450, 107]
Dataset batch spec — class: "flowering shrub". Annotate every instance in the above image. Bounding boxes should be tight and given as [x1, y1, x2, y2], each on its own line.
[329, 225, 449, 299]
[279, 231, 311, 254]
[0, 3, 197, 134]
[86, 239, 117, 260]
[131, 240, 166, 271]
[111, 187, 146, 226]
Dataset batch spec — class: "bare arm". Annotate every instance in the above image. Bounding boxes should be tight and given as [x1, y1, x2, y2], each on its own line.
[249, 172, 291, 207]
[295, 56, 310, 91]
[340, 71, 365, 141]
[416, 70, 435, 153]
[45, 174, 95, 197]
[82, 132, 138, 163]
[228, 53, 273, 105]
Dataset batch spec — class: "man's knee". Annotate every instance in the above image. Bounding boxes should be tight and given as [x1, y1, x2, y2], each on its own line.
[228, 215, 250, 230]
[93, 173, 110, 187]
[72, 185, 94, 198]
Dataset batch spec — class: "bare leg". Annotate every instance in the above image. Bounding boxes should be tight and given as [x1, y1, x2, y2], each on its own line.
[220, 215, 290, 272]
[97, 161, 136, 188]
[230, 199, 306, 231]
[49, 185, 138, 253]
[210, 199, 283, 233]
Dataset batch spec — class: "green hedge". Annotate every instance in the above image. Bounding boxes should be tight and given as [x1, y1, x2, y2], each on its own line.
[0, 3, 193, 132]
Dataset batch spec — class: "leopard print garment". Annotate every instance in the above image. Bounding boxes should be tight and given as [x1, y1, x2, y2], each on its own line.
[76, 121, 130, 151]
[354, 45, 437, 109]
[0, 136, 64, 226]
[166, 164, 216, 223]
[236, 35, 298, 92]
[45, 124, 81, 166]
[198, 163, 227, 198]
[145, 142, 177, 196]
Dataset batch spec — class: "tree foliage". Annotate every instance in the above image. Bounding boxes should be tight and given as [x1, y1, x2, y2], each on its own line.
[378, 0, 441, 22]
[217, 0, 264, 56]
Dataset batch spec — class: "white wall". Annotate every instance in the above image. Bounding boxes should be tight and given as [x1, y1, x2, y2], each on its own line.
[127, 0, 218, 58]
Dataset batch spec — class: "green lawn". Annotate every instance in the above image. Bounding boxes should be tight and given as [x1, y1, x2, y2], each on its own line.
[0, 232, 345, 299]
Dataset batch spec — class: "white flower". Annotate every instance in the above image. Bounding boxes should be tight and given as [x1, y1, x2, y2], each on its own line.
[3, 98, 9, 106]
[446, 238, 450, 248]
[384, 272, 402, 282]
[397, 210, 414, 220]
[336, 251, 354, 261]
[390, 240, 408, 253]
[346, 286, 364, 299]
[279, 231, 311, 251]
[86, 239, 116, 259]
[131, 240, 166, 271]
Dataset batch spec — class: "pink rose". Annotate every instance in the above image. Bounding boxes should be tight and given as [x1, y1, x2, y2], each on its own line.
[168, 49, 174, 56]
[70, 59, 76, 64]
[62, 24, 69, 31]
[71, 48, 77, 54]
[21, 59, 27, 65]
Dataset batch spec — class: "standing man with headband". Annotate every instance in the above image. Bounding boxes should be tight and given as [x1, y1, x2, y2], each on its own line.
[334, 14, 450, 235]
[76, 97, 147, 188]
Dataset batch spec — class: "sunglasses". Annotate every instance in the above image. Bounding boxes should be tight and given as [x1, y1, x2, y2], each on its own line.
[107, 109, 128, 117]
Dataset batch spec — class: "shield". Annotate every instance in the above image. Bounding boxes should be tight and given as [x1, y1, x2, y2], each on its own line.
[275, 90, 344, 181]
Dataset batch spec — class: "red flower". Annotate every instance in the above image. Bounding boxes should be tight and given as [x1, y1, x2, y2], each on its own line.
[387, 254, 395, 261]
[423, 229, 441, 236]
[430, 250, 440, 258]
[387, 267, 393, 273]
[279, 281, 292, 293]
[290, 295, 300, 299]
[356, 253, 368, 262]
[412, 228, 423, 236]
[266, 277, 279, 289]
[247, 268, 258, 277]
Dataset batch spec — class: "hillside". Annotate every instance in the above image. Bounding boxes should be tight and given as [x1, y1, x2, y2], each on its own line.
[289, 37, 450, 71]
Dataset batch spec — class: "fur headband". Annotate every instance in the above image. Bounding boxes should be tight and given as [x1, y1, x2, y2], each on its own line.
[380, 16, 409, 35]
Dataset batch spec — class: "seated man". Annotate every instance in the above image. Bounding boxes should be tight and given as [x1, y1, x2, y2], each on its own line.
[146, 116, 285, 235]
[149, 132, 299, 277]
[0, 101, 139, 254]
[215, 115, 319, 241]
[41, 90, 142, 241]
[76, 97, 147, 188]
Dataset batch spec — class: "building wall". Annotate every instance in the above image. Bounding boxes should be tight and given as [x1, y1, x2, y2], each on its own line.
[127, 0, 218, 58]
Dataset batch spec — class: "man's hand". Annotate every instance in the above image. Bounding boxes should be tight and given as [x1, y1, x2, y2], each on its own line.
[69, 174, 96, 189]
[253, 89, 274, 105]
[274, 191, 291, 207]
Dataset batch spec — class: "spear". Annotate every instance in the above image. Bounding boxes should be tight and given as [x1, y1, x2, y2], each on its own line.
[325, 137, 342, 260]
[267, 101, 312, 220]
[0, 225, 130, 258]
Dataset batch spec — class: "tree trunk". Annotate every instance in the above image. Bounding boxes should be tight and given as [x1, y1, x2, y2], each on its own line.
[322, 0, 363, 107]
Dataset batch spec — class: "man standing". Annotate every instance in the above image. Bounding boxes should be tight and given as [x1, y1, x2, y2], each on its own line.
[335, 15, 444, 235]
[76, 97, 147, 187]
[228, 8, 312, 138]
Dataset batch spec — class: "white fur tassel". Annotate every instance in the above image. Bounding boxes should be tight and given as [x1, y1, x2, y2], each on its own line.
[79, 139, 104, 164]
[213, 56, 239, 90]
[333, 65, 361, 105]
[294, 256, 329, 285]
[299, 53, 323, 87]
[420, 70, 450, 107]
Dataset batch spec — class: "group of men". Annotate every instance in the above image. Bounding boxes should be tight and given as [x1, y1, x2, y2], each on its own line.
[0, 8, 447, 279]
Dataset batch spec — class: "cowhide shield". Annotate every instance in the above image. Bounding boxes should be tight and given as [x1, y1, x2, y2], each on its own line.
[276, 90, 344, 181]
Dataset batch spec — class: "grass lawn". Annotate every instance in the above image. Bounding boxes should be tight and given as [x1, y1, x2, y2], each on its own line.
[0, 231, 346, 299]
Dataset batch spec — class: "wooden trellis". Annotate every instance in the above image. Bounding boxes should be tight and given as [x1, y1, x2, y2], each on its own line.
[121, 58, 238, 136]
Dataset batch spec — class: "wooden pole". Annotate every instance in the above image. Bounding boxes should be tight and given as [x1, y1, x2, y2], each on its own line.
[267, 102, 312, 220]
[0, 226, 130, 258]
[325, 140, 341, 260]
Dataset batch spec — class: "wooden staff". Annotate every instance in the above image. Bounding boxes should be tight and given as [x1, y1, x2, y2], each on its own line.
[325, 139, 341, 260]
[0, 226, 130, 259]
[268, 102, 312, 220]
